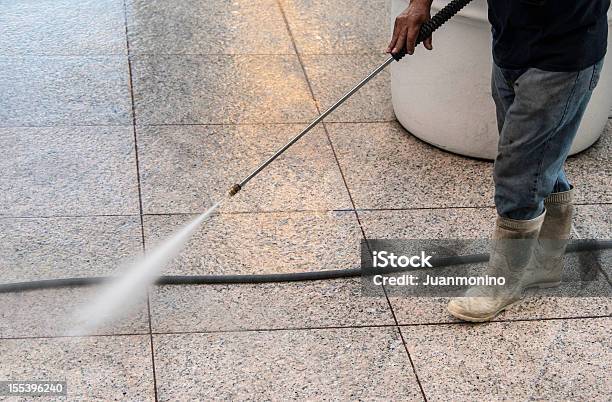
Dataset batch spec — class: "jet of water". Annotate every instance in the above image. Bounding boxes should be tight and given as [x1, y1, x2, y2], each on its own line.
[69, 200, 223, 336]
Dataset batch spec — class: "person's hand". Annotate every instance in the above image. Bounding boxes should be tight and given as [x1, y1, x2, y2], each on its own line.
[387, 0, 433, 56]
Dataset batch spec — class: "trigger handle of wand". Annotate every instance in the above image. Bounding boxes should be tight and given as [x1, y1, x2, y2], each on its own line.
[392, 0, 473, 61]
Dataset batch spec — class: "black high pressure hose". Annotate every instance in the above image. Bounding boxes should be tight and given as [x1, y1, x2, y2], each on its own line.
[2, 0, 609, 294]
[1, 240, 610, 293]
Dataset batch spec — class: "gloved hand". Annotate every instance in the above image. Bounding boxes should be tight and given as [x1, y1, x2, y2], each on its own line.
[387, 0, 434, 56]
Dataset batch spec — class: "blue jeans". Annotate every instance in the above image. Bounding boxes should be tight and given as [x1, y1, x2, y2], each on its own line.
[491, 58, 604, 220]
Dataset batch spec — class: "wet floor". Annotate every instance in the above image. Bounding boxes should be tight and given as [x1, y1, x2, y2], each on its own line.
[0, 0, 611, 400]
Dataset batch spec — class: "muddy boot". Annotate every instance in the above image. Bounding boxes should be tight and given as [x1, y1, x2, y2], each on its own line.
[523, 188, 574, 289]
[447, 212, 545, 322]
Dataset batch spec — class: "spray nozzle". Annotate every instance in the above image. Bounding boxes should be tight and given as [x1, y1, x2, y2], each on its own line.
[228, 184, 242, 197]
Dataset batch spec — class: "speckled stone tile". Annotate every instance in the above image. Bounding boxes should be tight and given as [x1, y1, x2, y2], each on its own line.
[126, 0, 293, 55]
[566, 120, 611, 204]
[0, 0, 126, 56]
[131, 55, 318, 124]
[279, 0, 389, 54]
[573, 204, 612, 283]
[0, 287, 149, 338]
[150, 279, 391, 333]
[138, 124, 352, 214]
[327, 122, 494, 209]
[0, 126, 139, 216]
[0, 215, 148, 338]
[359, 208, 611, 324]
[143, 211, 362, 275]
[401, 318, 611, 401]
[153, 327, 422, 400]
[301, 55, 394, 122]
[0, 57, 131, 126]
[358, 207, 497, 240]
[0, 335, 155, 400]
[0, 216, 142, 283]
[574, 204, 612, 238]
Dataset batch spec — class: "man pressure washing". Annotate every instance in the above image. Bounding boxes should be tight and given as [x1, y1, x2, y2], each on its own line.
[388, 0, 610, 322]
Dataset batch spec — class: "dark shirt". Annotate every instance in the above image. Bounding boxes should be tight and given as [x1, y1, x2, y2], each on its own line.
[487, 0, 610, 71]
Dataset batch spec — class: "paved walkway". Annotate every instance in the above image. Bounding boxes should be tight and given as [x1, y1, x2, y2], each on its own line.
[0, 0, 610, 400]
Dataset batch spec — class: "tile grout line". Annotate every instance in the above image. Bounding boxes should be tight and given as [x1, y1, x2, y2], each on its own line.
[381, 287, 428, 401]
[0, 119, 400, 129]
[0, 52, 388, 58]
[274, 1, 428, 400]
[122, 2, 159, 401]
[3, 117, 611, 129]
[2, 201, 612, 220]
[2, 314, 611, 341]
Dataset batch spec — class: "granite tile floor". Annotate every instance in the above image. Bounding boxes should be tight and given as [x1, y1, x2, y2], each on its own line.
[0, 0, 610, 400]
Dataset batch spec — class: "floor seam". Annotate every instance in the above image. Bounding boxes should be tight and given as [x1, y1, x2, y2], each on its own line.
[2, 201, 612, 220]
[4, 118, 612, 129]
[274, 1, 428, 399]
[0, 120, 400, 129]
[2, 314, 611, 341]
[122, 1, 159, 401]
[397, 314, 612, 327]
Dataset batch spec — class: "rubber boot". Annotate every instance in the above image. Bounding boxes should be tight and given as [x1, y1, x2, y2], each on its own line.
[523, 188, 574, 289]
[447, 212, 545, 322]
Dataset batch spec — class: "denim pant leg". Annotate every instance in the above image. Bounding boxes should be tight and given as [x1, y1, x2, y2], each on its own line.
[491, 65, 523, 134]
[491, 59, 603, 220]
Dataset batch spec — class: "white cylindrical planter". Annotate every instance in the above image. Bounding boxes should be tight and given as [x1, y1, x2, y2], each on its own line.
[391, 0, 612, 160]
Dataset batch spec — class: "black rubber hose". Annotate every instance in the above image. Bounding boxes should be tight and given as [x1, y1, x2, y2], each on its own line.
[1, 239, 609, 294]
[392, 0, 474, 61]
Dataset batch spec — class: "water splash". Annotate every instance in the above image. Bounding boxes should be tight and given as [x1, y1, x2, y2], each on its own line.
[69, 200, 224, 336]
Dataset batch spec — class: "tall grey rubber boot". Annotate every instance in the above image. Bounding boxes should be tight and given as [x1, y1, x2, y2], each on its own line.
[447, 212, 545, 322]
[523, 187, 574, 289]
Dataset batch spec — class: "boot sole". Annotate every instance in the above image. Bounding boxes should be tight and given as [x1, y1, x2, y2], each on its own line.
[447, 299, 522, 323]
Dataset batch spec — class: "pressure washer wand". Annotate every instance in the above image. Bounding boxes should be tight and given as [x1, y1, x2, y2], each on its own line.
[228, 0, 473, 197]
